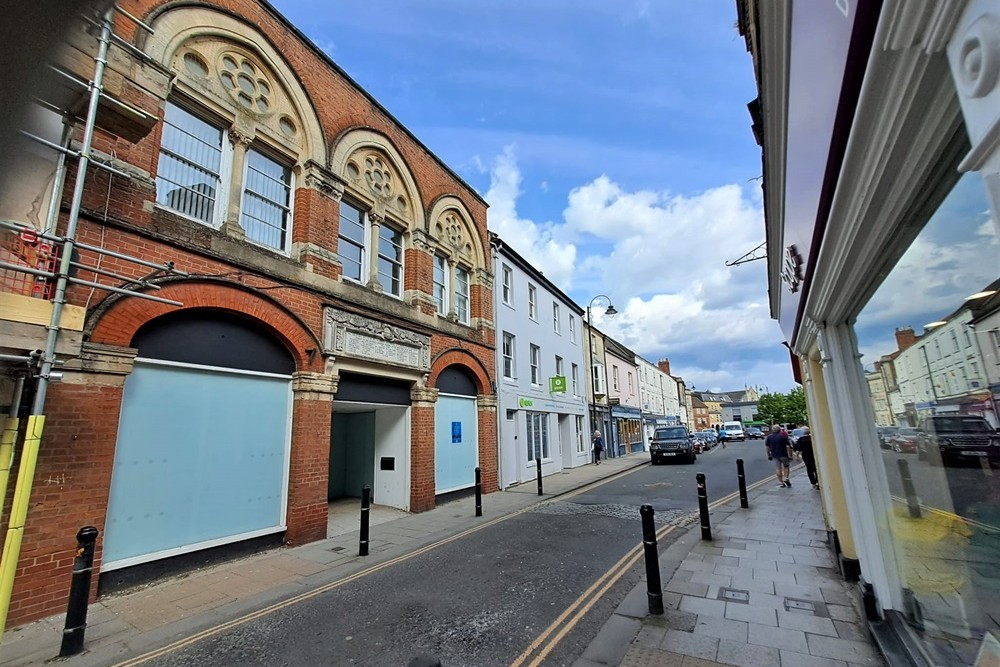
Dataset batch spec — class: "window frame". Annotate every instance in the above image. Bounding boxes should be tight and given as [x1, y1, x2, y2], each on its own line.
[155, 98, 231, 229]
[569, 316, 576, 343]
[553, 303, 561, 334]
[529, 344, 541, 385]
[240, 144, 294, 254]
[526, 411, 550, 461]
[571, 363, 579, 396]
[336, 201, 406, 298]
[528, 284, 538, 320]
[613, 366, 620, 391]
[455, 265, 471, 324]
[501, 264, 513, 305]
[433, 254, 449, 317]
[502, 332, 516, 379]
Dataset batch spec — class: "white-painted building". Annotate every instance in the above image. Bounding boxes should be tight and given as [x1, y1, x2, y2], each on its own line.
[636, 356, 684, 443]
[490, 234, 589, 489]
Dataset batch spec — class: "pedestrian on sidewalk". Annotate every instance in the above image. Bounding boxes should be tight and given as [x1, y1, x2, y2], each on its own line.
[796, 427, 819, 489]
[765, 424, 793, 488]
[592, 431, 605, 465]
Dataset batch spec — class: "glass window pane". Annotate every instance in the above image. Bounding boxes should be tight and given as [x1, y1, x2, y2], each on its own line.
[241, 149, 291, 250]
[156, 101, 223, 225]
[855, 172, 1000, 661]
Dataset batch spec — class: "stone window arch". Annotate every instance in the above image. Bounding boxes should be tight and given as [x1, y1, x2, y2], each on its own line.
[330, 130, 423, 298]
[143, 7, 325, 254]
[426, 197, 488, 326]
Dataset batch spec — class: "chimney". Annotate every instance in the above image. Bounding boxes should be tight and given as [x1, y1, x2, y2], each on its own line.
[894, 327, 916, 352]
[657, 358, 671, 376]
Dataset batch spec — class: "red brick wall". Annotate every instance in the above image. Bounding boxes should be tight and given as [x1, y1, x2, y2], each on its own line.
[409, 405, 436, 512]
[285, 397, 331, 545]
[477, 406, 499, 493]
[2, 383, 123, 625]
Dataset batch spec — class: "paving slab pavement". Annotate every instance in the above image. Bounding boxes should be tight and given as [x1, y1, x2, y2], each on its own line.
[585, 470, 887, 667]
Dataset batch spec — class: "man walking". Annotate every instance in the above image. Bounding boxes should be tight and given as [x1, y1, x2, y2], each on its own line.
[795, 427, 819, 489]
[765, 424, 793, 488]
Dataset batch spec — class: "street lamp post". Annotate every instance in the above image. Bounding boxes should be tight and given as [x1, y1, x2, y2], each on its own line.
[586, 295, 617, 459]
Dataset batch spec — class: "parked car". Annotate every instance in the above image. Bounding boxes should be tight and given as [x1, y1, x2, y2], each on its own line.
[877, 426, 899, 450]
[888, 427, 918, 453]
[649, 426, 697, 464]
[789, 427, 808, 447]
[745, 427, 764, 439]
[916, 415, 1000, 467]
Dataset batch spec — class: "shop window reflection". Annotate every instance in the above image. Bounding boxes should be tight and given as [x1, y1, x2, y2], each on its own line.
[856, 173, 1000, 665]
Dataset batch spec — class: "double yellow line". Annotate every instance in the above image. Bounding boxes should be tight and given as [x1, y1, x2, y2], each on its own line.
[509, 471, 780, 667]
[115, 465, 776, 667]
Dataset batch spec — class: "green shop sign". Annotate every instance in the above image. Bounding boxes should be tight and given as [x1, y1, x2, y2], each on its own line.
[518, 397, 534, 408]
[549, 376, 567, 393]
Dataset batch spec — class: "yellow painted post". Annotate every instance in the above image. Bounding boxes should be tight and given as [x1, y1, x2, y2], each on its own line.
[0, 416, 20, 516]
[0, 415, 45, 636]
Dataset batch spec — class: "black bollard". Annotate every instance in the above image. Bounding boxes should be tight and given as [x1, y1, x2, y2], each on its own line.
[696, 473, 712, 541]
[359, 485, 371, 556]
[59, 526, 99, 657]
[475, 466, 482, 517]
[897, 459, 922, 519]
[737, 458, 749, 509]
[536, 456, 543, 496]
[640, 505, 664, 615]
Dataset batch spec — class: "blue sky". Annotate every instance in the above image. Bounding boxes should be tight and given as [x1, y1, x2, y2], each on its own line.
[272, 0, 795, 393]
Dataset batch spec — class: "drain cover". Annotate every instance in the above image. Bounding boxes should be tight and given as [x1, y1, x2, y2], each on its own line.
[718, 587, 750, 604]
[785, 598, 815, 613]
[330, 546, 345, 552]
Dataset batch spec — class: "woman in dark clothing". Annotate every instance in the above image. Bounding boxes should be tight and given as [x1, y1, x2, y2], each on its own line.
[592, 431, 605, 465]
[796, 427, 819, 489]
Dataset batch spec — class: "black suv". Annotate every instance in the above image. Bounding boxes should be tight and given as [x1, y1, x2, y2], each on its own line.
[915, 415, 1000, 467]
[649, 426, 696, 464]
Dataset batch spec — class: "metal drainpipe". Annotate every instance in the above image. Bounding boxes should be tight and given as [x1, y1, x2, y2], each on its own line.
[0, 10, 115, 638]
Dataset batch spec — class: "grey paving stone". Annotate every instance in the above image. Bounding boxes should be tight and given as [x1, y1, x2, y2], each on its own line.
[751, 569, 797, 584]
[743, 559, 777, 572]
[776, 610, 838, 636]
[827, 604, 859, 623]
[806, 633, 880, 662]
[729, 575, 776, 594]
[715, 637, 781, 667]
[747, 621, 808, 652]
[744, 592, 787, 610]
[580, 614, 642, 667]
[679, 595, 728, 618]
[666, 580, 711, 597]
[774, 582, 825, 602]
[661, 628, 719, 660]
[821, 587, 852, 607]
[833, 620, 869, 642]
[662, 608, 699, 632]
[691, 572, 733, 587]
[633, 624, 669, 650]
[726, 602, 776, 627]
[693, 615, 749, 642]
[779, 650, 848, 667]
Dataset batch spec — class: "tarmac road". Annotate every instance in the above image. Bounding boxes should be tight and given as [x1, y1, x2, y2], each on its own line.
[129, 443, 775, 667]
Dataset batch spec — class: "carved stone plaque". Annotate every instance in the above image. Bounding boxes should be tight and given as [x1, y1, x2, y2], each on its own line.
[323, 307, 430, 371]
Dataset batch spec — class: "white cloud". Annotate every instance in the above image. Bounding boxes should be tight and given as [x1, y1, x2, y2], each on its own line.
[484, 148, 790, 394]
[485, 146, 578, 289]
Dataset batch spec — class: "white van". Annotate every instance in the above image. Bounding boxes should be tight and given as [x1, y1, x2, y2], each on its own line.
[721, 421, 745, 442]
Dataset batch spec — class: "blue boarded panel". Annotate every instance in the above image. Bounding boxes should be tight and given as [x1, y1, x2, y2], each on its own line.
[104, 362, 291, 567]
[434, 395, 477, 493]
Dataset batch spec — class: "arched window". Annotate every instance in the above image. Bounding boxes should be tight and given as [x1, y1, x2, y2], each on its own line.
[145, 9, 323, 256]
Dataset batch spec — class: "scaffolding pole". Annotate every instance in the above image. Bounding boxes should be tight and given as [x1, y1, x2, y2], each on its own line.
[0, 9, 114, 639]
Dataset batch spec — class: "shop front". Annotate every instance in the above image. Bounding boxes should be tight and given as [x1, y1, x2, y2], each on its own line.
[612, 405, 643, 455]
[741, 0, 1000, 663]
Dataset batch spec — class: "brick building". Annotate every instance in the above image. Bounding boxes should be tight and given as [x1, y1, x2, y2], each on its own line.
[0, 0, 495, 625]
